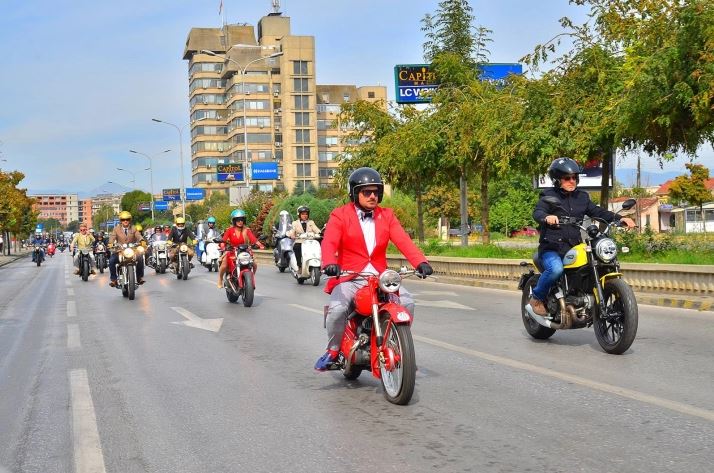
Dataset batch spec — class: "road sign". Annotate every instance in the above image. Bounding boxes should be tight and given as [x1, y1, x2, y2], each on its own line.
[216, 163, 244, 182]
[138, 202, 151, 212]
[162, 188, 181, 201]
[478, 63, 523, 81]
[153, 201, 169, 211]
[251, 162, 279, 180]
[185, 188, 205, 201]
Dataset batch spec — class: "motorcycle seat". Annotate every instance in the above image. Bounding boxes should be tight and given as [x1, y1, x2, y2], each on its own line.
[532, 251, 545, 274]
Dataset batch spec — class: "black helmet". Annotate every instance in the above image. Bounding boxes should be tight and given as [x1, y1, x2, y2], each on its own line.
[548, 157, 581, 186]
[296, 205, 310, 218]
[348, 167, 384, 203]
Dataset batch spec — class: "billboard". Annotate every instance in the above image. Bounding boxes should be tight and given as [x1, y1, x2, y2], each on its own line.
[251, 162, 279, 180]
[153, 201, 169, 211]
[185, 188, 205, 201]
[394, 62, 523, 103]
[137, 202, 151, 212]
[216, 163, 244, 182]
[162, 188, 181, 201]
[535, 156, 614, 190]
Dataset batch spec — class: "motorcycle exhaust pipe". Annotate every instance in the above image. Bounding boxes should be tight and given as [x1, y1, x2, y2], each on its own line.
[525, 300, 576, 330]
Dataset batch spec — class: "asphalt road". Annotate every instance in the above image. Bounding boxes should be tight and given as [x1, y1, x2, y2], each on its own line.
[1, 252, 712, 473]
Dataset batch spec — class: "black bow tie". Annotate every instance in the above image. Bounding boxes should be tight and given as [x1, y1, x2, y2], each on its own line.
[361, 211, 373, 221]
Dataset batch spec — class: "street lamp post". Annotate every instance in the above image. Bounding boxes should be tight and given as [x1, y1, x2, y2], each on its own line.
[201, 50, 283, 192]
[116, 168, 136, 189]
[129, 149, 170, 222]
[152, 119, 187, 219]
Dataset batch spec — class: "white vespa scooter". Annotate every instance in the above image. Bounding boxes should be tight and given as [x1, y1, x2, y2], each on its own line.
[201, 240, 221, 272]
[290, 232, 322, 286]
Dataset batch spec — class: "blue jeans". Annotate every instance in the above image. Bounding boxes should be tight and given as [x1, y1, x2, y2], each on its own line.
[532, 250, 564, 301]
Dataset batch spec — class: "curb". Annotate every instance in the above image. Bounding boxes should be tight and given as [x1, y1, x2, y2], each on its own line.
[0, 253, 29, 268]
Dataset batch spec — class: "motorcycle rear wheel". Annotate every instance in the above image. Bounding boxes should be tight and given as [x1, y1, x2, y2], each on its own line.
[520, 274, 556, 340]
[225, 277, 239, 303]
[594, 279, 638, 355]
[98, 256, 105, 274]
[242, 271, 254, 307]
[380, 322, 416, 405]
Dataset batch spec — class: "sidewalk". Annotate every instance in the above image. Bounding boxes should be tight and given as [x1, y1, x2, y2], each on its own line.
[430, 275, 714, 313]
[0, 249, 31, 267]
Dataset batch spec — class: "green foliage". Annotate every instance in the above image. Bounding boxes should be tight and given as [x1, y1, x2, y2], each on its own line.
[66, 221, 80, 233]
[262, 194, 339, 237]
[37, 218, 62, 230]
[668, 163, 711, 207]
[381, 191, 422, 237]
[120, 190, 152, 221]
[488, 176, 540, 234]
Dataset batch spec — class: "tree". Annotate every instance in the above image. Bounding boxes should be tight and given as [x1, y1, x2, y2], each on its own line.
[92, 204, 116, 230]
[120, 190, 152, 221]
[668, 163, 712, 231]
[0, 169, 37, 252]
[66, 220, 80, 233]
[488, 174, 540, 235]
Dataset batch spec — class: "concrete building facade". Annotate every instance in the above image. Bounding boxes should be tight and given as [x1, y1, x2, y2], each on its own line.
[30, 193, 79, 227]
[183, 10, 386, 196]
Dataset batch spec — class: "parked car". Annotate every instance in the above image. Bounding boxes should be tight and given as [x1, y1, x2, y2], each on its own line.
[509, 226, 539, 237]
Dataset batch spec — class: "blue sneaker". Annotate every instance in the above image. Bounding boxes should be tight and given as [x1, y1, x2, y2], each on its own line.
[314, 351, 337, 372]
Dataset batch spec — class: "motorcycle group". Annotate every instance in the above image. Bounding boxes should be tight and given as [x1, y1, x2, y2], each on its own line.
[29, 162, 641, 405]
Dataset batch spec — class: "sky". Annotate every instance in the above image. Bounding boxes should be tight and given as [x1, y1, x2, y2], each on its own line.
[0, 0, 711, 195]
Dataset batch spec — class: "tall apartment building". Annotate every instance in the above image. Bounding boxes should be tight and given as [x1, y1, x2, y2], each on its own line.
[29, 193, 79, 227]
[183, 10, 386, 195]
[78, 199, 93, 228]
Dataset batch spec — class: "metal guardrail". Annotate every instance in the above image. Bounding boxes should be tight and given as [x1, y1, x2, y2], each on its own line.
[253, 251, 714, 295]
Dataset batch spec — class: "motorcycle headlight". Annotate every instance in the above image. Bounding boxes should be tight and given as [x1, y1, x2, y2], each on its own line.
[136, 246, 145, 254]
[595, 238, 617, 262]
[238, 252, 252, 265]
[122, 248, 135, 259]
[379, 269, 402, 293]
[179, 244, 188, 252]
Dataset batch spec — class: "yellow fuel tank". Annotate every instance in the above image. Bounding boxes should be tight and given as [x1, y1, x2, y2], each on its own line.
[562, 243, 588, 269]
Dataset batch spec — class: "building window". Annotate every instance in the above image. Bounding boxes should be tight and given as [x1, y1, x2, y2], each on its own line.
[295, 129, 310, 143]
[296, 163, 312, 177]
[317, 119, 335, 130]
[319, 168, 337, 178]
[295, 146, 311, 160]
[318, 136, 339, 147]
[292, 60, 308, 75]
[343, 93, 350, 102]
[294, 95, 310, 110]
[368, 91, 375, 98]
[293, 78, 309, 92]
[319, 151, 338, 162]
[294, 112, 310, 126]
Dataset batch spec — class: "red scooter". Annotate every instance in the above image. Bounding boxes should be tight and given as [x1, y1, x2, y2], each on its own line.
[326, 269, 418, 405]
[220, 242, 256, 307]
[46, 242, 56, 257]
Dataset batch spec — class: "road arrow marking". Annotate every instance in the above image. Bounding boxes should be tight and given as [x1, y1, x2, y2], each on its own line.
[170, 307, 224, 332]
[414, 299, 475, 311]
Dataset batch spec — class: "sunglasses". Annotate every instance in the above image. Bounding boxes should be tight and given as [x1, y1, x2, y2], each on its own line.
[561, 175, 578, 182]
[359, 189, 379, 197]
[120, 218, 130, 222]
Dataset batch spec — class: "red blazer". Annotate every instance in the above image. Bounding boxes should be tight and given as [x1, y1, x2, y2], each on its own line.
[321, 203, 427, 294]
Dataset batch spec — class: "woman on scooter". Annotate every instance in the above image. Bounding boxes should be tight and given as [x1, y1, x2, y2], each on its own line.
[216, 209, 265, 288]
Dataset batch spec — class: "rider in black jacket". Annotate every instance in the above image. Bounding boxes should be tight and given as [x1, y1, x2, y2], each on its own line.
[528, 157, 635, 316]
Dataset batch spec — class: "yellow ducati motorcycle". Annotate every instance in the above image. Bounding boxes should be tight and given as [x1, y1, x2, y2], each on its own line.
[518, 198, 638, 355]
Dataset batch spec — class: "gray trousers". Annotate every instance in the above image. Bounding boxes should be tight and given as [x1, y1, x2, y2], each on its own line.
[325, 279, 414, 352]
[73, 251, 95, 268]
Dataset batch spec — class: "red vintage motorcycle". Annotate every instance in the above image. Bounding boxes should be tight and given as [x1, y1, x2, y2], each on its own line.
[46, 242, 56, 257]
[326, 269, 418, 405]
[220, 242, 256, 307]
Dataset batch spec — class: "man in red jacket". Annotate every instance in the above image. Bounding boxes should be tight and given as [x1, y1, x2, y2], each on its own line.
[315, 167, 433, 371]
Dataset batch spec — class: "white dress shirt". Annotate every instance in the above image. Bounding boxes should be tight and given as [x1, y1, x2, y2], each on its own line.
[357, 207, 377, 275]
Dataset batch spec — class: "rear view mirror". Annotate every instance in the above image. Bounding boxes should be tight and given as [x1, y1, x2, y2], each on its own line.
[620, 199, 637, 211]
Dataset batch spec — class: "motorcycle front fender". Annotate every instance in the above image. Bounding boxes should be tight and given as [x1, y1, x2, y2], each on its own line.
[237, 268, 255, 288]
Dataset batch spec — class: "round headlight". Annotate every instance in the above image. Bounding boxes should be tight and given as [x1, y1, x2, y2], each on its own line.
[136, 246, 145, 254]
[379, 269, 402, 293]
[122, 248, 135, 259]
[180, 244, 188, 252]
[238, 252, 252, 265]
[595, 238, 617, 262]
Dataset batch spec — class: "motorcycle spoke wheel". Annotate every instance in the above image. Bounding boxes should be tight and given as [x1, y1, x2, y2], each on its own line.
[594, 279, 638, 355]
[379, 322, 416, 405]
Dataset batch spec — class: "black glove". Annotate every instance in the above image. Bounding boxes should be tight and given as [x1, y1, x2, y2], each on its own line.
[323, 264, 341, 277]
[416, 262, 433, 279]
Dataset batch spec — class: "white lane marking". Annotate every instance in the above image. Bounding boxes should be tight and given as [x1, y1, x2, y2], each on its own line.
[67, 324, 81, 349]
[413, 334, 714, 423]
[69, 369, 107, 473]
[67, 287, 75, 297]
[67, 300, 77, 318]
[289, 303, 323, 315]
[414, 299, 475, 311]
[170, 306, 224, 332]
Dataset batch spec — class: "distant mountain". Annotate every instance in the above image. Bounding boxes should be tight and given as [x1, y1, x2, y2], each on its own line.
[614, 168, 681, 187]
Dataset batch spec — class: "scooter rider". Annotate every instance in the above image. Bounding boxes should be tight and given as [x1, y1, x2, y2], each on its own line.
[288, 206, 321, 270]
[527, 157, 635, 316]
[30, 229, 46, 262]
[70, 222, 96, 275]
[204, 216, 220, 241]
[168, 217, 196, 265]
[315, 167, 433, 371]
[216, 209, 265, 288]
[108, 211, 146, 287]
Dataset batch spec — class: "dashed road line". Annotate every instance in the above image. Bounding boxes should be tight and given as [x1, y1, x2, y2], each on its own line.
[69, 369, 107, 473]
[67, 300, 77, 318]
[67, 324, 81, 349]
[67, 287, 75, 297]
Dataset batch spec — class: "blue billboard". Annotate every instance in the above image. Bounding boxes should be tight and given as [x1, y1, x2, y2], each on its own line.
[153, 201, 169, 211]
[162, 188, 181, 201]
[185, 188, 205, 201]
[251, 162, 279, 180]
[216, 163, 244, 182]
[394, 63, 522, 103]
